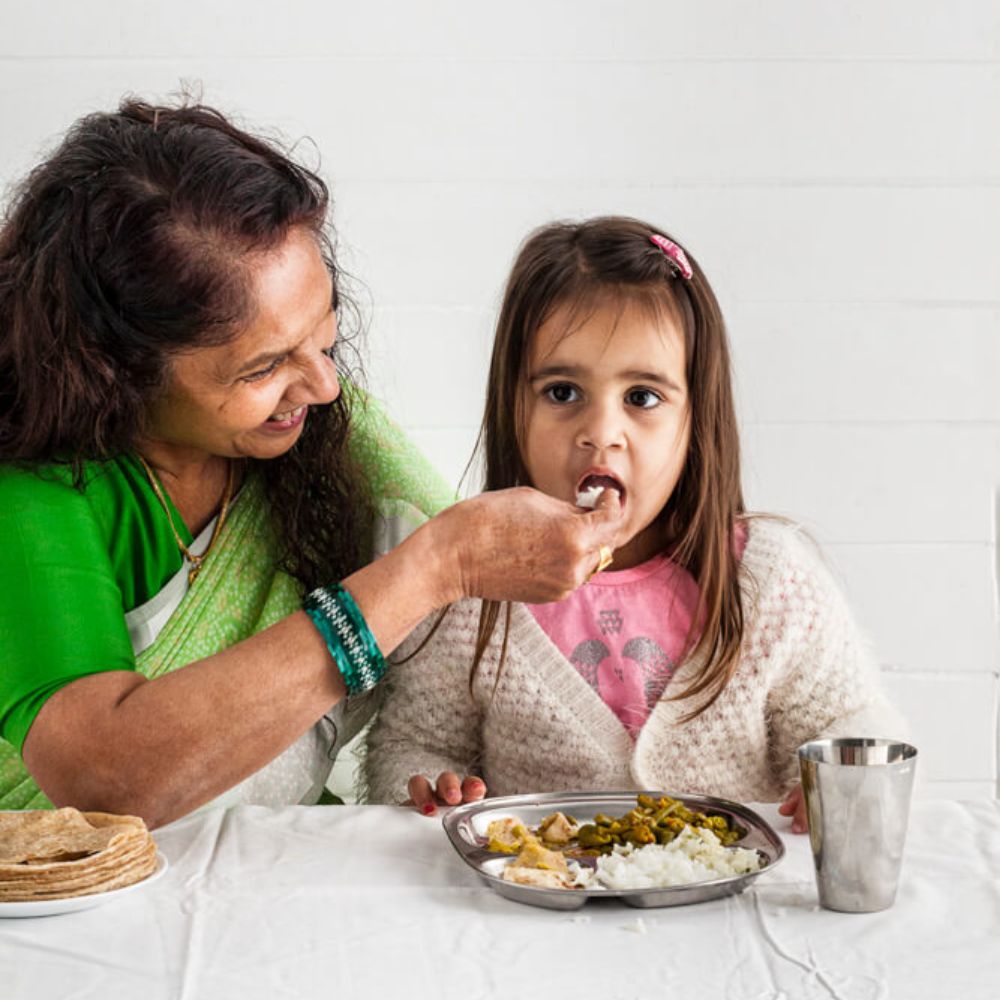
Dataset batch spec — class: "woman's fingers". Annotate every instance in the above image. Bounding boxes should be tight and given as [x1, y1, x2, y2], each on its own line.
[445, 486, 626, 604]
[578, 490, 626, 573]
[579, 490, 625, 555]
[589, 485, 625, 526]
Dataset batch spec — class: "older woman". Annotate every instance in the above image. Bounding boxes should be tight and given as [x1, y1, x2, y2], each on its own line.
[0, 100, 622, 828]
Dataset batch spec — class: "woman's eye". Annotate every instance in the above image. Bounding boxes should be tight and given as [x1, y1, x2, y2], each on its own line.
[626, 387, 662, 409]
[241, 357, 283, 383]
[544, 383, 580, 404]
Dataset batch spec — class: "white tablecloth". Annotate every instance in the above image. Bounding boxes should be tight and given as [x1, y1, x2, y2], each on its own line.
[2, 800, 998, 999]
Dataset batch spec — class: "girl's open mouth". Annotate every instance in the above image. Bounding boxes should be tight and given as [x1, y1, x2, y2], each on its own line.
[576, 472, 626, 507]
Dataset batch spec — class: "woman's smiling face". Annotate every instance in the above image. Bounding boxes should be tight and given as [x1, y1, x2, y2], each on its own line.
[143, 227, 341, 462]
[521, 298, 691, 570]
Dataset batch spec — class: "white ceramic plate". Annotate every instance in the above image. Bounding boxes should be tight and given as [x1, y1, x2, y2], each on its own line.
[0, 853, 168, 919]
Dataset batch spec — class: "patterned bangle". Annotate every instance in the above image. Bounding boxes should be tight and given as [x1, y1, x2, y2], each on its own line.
[303, 584, 387, 696]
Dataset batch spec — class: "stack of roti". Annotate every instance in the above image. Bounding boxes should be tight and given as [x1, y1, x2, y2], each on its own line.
[0, 808, 158, 902]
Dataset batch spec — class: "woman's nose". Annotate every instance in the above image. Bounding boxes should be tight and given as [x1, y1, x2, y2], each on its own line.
[300, 351, 341, 406]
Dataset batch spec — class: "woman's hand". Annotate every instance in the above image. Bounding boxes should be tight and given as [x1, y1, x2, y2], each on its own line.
[432, 486, 625, 606]
[407, 772, 487, 816]
[344, 485, 624, 665]
[778, 783, 809, 834]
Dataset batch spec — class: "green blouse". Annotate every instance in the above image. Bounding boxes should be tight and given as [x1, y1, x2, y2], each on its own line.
[0, 455, 192, 752]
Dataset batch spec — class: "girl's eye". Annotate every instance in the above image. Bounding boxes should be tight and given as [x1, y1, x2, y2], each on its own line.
[626, 387, 662, 409]
[543, 382, 580, 404]
[241, 357, 284, 383]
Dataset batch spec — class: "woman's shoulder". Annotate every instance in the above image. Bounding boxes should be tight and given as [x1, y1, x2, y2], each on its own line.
[0, 456, 145, 528]
[0, 461, 75, 498]
[0, 462, 97, 537]
[0, 456, 181, 610]
[1, 455, 134, 496]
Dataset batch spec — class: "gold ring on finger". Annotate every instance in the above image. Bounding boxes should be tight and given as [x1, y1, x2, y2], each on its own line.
[587, 544, 614, 581]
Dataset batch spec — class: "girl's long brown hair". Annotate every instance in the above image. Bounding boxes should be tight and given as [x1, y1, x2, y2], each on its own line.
[475, 216, 747, 717]
[0, 98, 373, 589]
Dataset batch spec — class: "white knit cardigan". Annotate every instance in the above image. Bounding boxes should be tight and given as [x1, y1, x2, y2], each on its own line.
[363, 518, 906, 805]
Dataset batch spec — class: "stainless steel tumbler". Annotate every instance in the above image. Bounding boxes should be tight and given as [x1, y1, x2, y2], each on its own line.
[797, 737, 917, 913]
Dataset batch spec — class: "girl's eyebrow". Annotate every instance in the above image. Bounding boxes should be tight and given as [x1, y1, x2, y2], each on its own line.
[529, 363, 684, 394]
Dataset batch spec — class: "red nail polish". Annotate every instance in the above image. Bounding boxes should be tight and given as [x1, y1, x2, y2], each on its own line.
[421, 803, 435, 816]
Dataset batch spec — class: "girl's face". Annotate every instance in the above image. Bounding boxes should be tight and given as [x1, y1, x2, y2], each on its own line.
[143, 227, 341, 463]
[521, 299, 691, 570]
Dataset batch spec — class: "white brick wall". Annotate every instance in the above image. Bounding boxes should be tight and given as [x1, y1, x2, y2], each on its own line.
[2, 1, 997, 797]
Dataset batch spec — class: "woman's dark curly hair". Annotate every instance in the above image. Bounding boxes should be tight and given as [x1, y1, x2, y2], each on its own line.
[0, 98, 374, 589]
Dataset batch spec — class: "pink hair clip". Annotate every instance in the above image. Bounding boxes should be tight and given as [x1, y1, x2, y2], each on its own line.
[649, 234, 693, 280]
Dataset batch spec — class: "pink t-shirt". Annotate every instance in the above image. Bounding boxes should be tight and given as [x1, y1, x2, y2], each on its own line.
[527, 554, 700, 737]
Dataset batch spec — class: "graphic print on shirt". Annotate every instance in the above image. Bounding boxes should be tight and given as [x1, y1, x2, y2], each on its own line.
[598, 608, 623, 635]
[622, 636, 677, 707]
[568, 607, 677, 730]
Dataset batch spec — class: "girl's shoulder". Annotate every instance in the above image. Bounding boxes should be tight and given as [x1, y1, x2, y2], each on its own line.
[739, 515, 841, 606]
[740, 514, 813, 561]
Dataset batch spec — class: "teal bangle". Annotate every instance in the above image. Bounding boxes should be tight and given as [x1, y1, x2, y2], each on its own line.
[303, 584, 387, 696]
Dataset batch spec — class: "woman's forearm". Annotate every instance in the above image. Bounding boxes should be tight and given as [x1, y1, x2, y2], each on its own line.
[23, 523, 455, 827]
[341, 513, 458, 656]
[23, 488, 622, 826]
[23, 611, 344, 827]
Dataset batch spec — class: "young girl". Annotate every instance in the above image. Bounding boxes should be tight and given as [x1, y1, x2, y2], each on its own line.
[362, 216, 904, 832]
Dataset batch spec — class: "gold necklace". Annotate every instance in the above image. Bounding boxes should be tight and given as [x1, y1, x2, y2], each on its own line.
[137, 454, 235, 586]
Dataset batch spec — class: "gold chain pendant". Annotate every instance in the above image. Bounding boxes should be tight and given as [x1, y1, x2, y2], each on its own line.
[137, 454, 235, 589]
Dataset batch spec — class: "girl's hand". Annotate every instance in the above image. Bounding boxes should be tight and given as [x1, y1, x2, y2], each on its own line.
[433, 486, 625, 606]
[778, 783, 809, 834]
[407, 772, 487, 816]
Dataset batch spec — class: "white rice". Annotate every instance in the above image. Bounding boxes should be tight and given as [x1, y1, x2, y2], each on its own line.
[570, 827, 761, 890]
[575, 485, 605, 509]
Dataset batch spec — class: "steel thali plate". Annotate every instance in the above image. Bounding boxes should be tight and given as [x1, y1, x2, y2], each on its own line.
[442, 790, 784, 911]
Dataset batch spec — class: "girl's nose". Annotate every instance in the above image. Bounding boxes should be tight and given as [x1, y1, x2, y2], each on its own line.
[575, 403, 625, 451]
